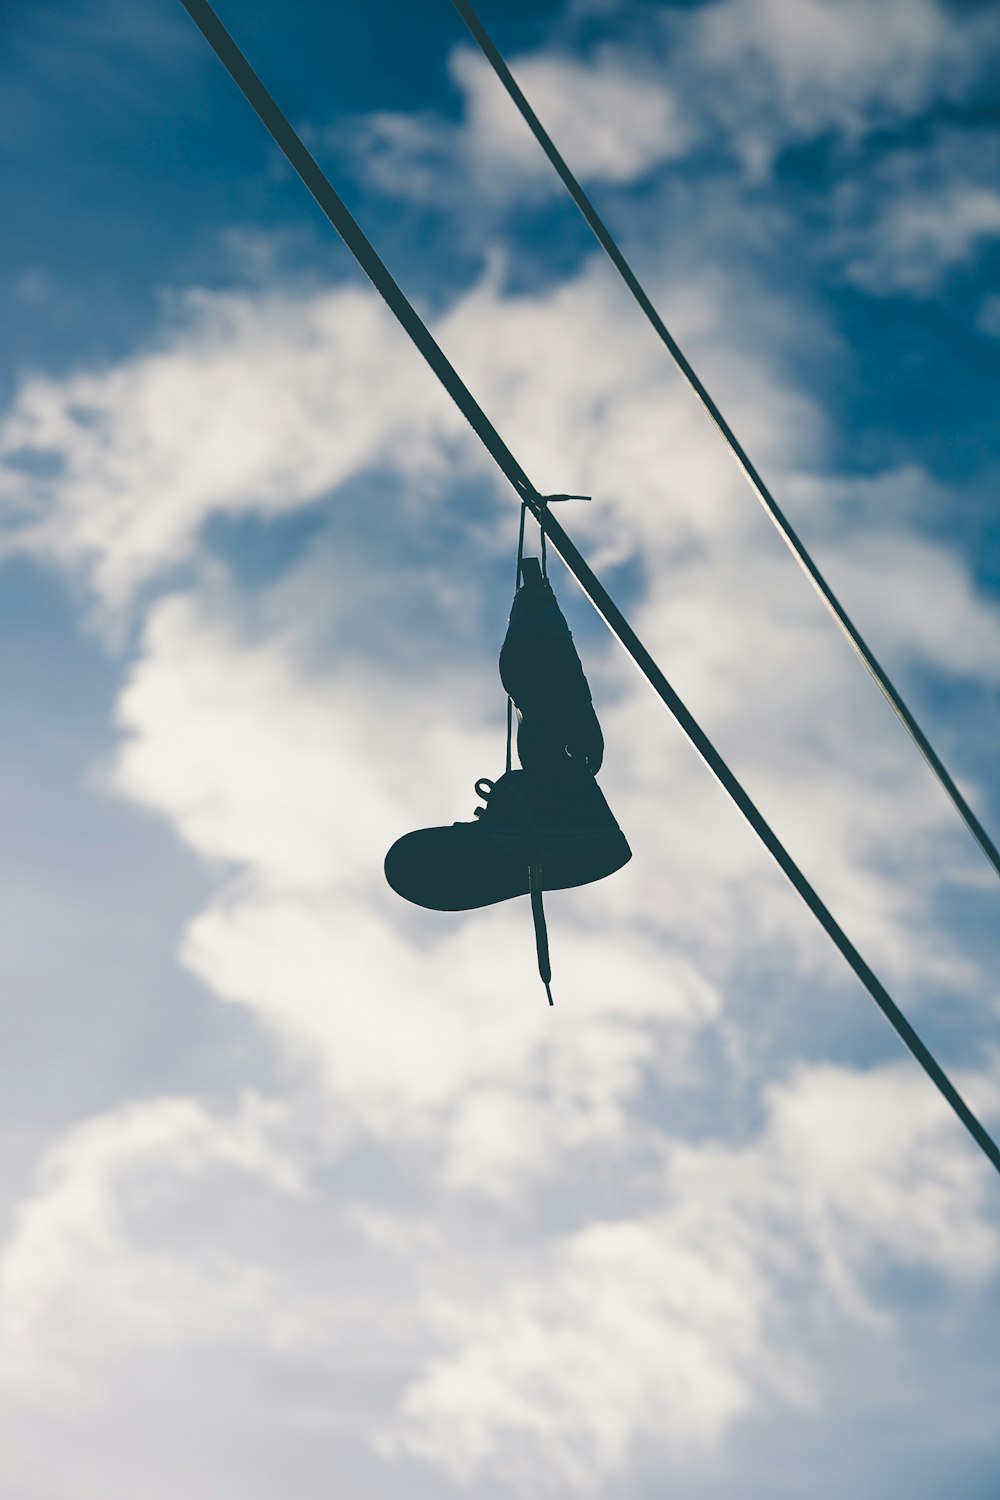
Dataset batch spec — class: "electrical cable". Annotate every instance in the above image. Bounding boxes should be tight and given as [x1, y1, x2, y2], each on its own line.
[176, 0, 1000, 1180]
[450, 0, 1000, 889]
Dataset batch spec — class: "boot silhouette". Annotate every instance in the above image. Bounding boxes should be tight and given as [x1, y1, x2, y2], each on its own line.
[384, 763, 629, 911]
[384, 554, 630, 998]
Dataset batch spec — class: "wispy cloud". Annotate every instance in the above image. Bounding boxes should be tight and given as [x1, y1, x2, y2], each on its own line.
[687, 0, 999, 169]
[830, 128, 1000, 294]
[347, 43, 690, 206]
[342, 0, 1000, 205]
[0, 284, 459, 617]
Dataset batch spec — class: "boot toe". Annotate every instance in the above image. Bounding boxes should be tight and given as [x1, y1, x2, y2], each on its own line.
[384, 824, 529, 911]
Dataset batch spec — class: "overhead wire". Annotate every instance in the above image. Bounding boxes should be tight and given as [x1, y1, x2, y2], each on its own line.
[175, 0, 1000, 1180]
[449, 0, 1000, 889]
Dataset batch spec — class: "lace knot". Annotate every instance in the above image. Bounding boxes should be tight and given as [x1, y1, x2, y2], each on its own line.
[472, 777, 494, 818]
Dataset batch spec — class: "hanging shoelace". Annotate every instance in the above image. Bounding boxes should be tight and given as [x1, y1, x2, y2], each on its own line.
[473, 773, 554, 1006]
[510, 777, 554, 1007]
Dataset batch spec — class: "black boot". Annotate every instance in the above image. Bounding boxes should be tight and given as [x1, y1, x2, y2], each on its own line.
[384, 764, 630, 913]
[384, 555, 629, 1002]
[499, 557, 604, 774]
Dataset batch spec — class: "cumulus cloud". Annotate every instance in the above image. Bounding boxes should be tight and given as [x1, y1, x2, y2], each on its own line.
[4, 13, 1000, 1481]
[0, 1093, 303, 1388]
[394, 1058, 1000, 1490]
[345, 0, 1000, 207]
[0, 284, 461, 615]
[0, 252, 826, 629]
[94, 288, 998, 1480]
[4, 246, 997, 1138]
[686, 0, 998, 170]
[111, 588, 719, 1181]
[351, 43, 689, 205]
[101, 461, 1000, 1180]
[815, 527, 1000, 683]
[598, 543, 998, 987]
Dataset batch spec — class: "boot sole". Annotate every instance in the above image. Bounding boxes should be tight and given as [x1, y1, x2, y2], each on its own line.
[384, 825, 632, 912]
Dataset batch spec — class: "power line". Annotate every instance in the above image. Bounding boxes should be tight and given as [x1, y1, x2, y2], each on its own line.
[175, 0, 1000, 1181]
[450, 0, 1000, 889]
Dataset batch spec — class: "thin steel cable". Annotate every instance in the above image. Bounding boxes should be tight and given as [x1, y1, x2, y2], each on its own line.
[176, 0, 1000, 1179]
[450, 0, 1000, 888]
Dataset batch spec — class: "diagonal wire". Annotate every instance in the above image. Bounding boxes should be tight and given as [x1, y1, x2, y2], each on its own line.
[450, 0, 1000, 888]
[176, 0, 1000, 1180]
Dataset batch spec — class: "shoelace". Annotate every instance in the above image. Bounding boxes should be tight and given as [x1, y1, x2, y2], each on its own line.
[474, 778, 554, 1006]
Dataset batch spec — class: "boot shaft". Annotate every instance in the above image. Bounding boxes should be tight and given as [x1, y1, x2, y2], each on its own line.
[499, 558, 604, 773]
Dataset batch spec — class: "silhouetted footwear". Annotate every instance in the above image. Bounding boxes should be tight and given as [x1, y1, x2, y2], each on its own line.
[500, 557, 604, 773]
[384, 765, 631, 913]
[385, 549, 626, 1003]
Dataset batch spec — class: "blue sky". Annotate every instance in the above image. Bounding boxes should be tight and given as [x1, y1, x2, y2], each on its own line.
[2, 1, 1000, 1496]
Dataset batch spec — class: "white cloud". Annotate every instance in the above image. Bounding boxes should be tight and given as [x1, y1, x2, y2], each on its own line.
[394, 1059, 1000, 1490]
[831, 130, 1000, 294]
[4, 74, 1000, 1487]
[458, 46, 690, 183]
[103, 500, 1000, 1183]
[348, 0, 1000, 206]
[4, 246, 994, 1171]
[2, 259, 785, 617]
[0, 1093, 303, 1388]
[872, 185, 1000, 286]
[112, 589, 719, 1180]
[431, 256, 823, 543]
[102, 501, 1000, 1233]
[818, 527, 1000, 682]
[0, 284, 460, 615]
[5, 247, 986, 648]
[353, 44, 689, 204]
[687, 0, 999, 173]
